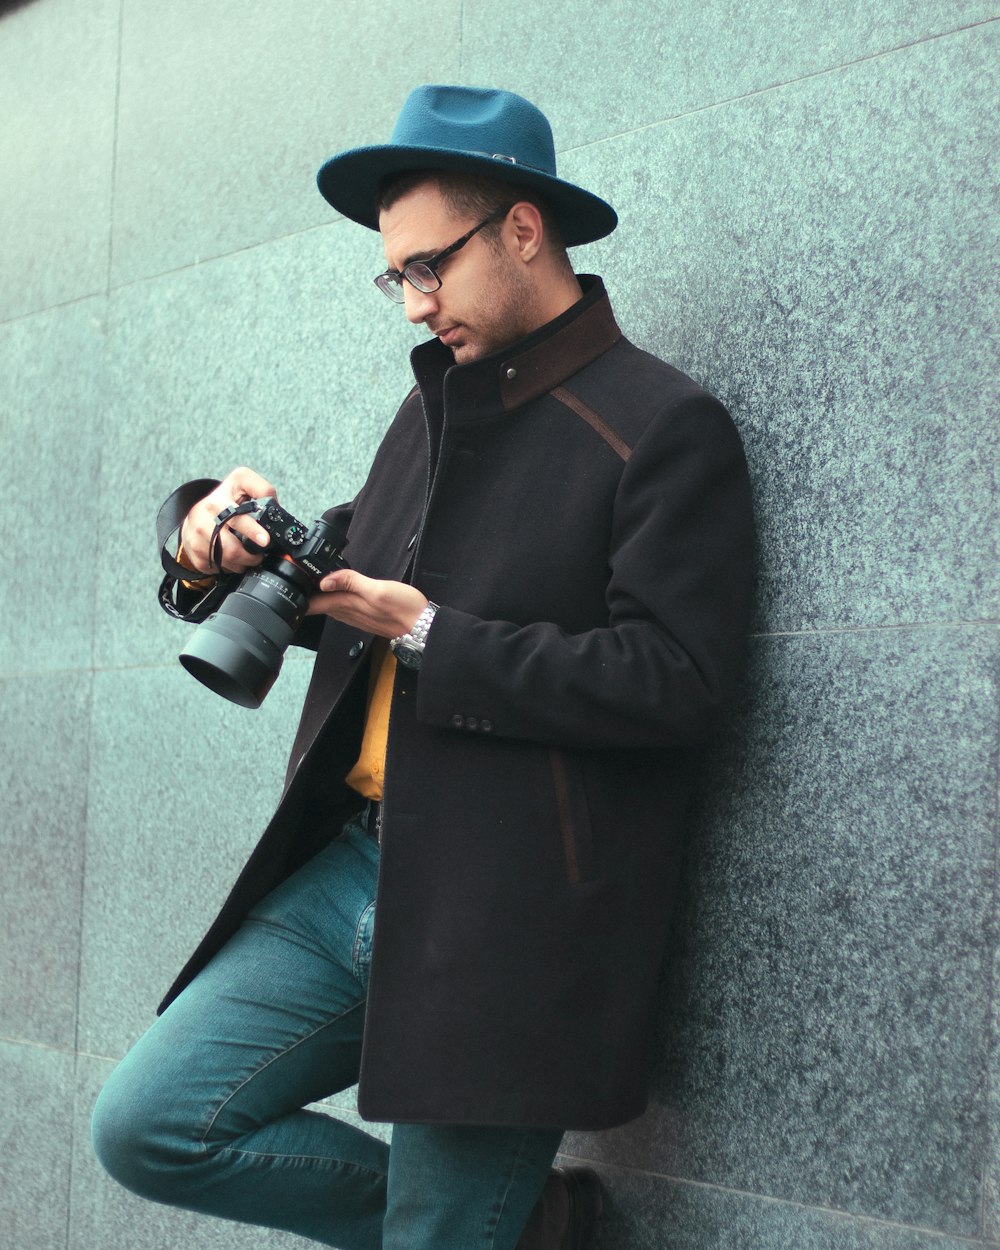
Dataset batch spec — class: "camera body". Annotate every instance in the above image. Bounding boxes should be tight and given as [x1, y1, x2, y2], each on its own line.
[178, 497, 348, 709]
[242, 497, 347, 584]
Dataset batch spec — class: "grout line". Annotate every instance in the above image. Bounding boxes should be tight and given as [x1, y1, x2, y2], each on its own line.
[980, 695, 1000, 1241]
[104, 216, 344, 297]
[104, 0, 126, 299]
[0, 288, 106, 328]
[0, 216, 347, 328]
[0, 1034, 118, 1064]
[560, 17, 999, 156]
[1, 621, 996, 684]
[1, 1035, 74, 1057]
[557, 1150, 1000, 1247]
[751, 618, 1000, 640]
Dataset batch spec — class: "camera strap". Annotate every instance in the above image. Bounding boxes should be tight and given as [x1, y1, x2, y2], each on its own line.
[209, 498, 261, 572]
[157, 478, 221, 580]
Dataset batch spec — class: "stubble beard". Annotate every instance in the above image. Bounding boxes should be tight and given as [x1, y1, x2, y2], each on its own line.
[452, 256, 541, 364]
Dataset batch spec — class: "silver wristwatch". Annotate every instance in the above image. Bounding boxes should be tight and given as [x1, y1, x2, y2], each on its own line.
[389, 602, 438, 670]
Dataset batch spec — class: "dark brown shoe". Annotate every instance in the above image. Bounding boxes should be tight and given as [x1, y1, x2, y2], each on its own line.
[516, 1165, 603, 1249]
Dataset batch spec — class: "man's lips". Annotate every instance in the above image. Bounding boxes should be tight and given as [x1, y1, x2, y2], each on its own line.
[433, 325, 461, 346]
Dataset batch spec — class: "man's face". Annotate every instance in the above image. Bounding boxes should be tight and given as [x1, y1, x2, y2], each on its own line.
[378, 182, 539, 364]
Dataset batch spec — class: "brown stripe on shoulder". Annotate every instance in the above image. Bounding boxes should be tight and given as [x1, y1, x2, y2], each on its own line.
[551, 386, 632, 462]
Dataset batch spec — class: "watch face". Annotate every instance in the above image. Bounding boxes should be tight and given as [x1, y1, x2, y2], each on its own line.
[394, 641, 423, 670]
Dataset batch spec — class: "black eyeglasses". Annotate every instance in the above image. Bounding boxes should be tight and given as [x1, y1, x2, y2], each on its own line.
[374, 205, 511, 303]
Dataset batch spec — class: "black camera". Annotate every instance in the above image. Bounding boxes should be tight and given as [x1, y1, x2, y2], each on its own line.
[179, 497, 348, 709]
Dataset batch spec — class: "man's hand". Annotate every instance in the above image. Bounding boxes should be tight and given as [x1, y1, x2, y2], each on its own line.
[308, 569, 428, 640]
[180, 466, 277, 574]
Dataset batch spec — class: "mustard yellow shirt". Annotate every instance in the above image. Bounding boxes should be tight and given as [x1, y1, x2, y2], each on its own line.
[344, 639, 396, 801]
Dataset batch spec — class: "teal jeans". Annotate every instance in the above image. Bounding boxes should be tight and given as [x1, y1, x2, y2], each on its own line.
[92, 814, 562, 1249]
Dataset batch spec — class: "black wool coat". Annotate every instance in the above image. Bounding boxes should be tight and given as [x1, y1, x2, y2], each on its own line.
[158, 277, 755, 1130]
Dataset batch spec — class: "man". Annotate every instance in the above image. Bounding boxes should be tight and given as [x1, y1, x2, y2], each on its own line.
[93, 85, 754, 1250]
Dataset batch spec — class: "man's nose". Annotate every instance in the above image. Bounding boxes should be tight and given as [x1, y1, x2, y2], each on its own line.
[403, 282, 439, 325]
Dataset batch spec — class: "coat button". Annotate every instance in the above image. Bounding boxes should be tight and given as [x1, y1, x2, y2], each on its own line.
[465, 716, 478, 731]
[451, 714, 465, 729]
[348, 640, 365, 658]
[481, 719, 494, 734]
[505, 366, 517, 380]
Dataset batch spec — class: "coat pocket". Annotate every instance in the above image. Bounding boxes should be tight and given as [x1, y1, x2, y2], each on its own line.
[548, 748, 599, 888]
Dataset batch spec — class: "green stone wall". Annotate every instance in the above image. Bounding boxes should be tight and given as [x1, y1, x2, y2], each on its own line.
[1, 3, 996, 1246]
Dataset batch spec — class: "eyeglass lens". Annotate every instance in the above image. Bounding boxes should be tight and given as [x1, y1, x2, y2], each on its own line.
[375, 261, 439, 303]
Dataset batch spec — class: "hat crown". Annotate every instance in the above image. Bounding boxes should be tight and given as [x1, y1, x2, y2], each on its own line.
[390, 85, 557, 177]
[316, 84, 617, 247]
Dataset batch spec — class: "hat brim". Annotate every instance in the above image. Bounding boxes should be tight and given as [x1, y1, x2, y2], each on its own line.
[316, 144, 617, 248]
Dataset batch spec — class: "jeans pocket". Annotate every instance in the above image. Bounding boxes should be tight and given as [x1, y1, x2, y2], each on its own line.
[352, 899, 376, 991]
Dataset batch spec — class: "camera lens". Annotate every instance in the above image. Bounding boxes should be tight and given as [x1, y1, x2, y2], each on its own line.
[179, 569, 305, 708]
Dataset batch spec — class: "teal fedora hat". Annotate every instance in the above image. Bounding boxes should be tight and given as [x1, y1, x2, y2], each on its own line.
[316, 85, 617, 248]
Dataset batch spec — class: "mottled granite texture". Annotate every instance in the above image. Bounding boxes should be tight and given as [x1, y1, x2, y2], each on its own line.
[0, 5, 996, 1249]
[95, 221, 419, 672]
[462, 0, 996, 150]
[0, 299, 107, 675]
[0, 1042, 76, 1250]
[557, 1161, 993, 1250]
[566, 625, 999, 1237]
[110, 0, 462, 286]
[0, 674, 91, 1048]
[563, 23, 998, 634]
[0, 0, 118, 321]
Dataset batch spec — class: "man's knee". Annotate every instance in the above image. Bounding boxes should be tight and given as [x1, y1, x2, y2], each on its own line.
[91, 1055, 201, 1203]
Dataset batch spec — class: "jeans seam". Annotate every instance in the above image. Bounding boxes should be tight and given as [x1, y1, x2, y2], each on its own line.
[488, 1130, 533, 1249]
[198, 999, 367, 1145]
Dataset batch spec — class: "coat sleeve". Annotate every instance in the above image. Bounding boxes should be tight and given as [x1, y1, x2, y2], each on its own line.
[415, 392, 755, 749]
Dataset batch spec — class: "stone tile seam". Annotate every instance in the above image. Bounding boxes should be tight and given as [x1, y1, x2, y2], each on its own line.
[0, 1035, 77, 1055]
[3, 620, 997, 682]
[104, 215, 344, 301]
[979, 692, 1000, 1242]
[557, 1149, 1000, 1248]
[103, 0, 126, 302]
[560, 16, 1000, 157]
[0, 649, 318, 680]
[0, 287, 107, 329]
[751, 618, 1000, 640]
[0, 1035, 122, 1085]
[0, 218, 344, 328]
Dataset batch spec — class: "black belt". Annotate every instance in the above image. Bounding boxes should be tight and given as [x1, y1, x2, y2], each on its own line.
[363, 800, 383, 845]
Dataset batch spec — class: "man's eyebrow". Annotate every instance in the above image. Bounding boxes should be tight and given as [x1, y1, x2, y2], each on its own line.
[397, 246, 439, 268]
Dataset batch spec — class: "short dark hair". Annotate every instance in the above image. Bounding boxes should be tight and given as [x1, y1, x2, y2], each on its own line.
[375, 169, 572, 273]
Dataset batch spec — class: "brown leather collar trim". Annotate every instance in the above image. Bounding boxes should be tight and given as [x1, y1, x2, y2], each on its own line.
[499, 287, 622, 411]
[551, 386, 632, 462]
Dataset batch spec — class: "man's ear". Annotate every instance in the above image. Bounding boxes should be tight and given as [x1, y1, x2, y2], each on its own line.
[507, 201, 544, 262]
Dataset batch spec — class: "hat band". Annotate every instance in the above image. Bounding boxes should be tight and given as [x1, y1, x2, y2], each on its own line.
[469, 151, 546, 173]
